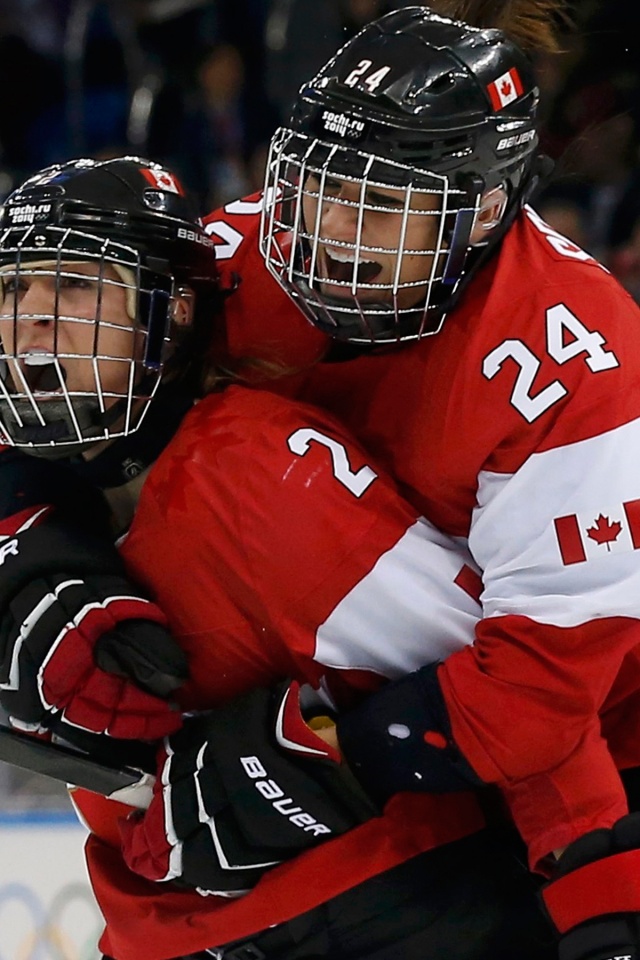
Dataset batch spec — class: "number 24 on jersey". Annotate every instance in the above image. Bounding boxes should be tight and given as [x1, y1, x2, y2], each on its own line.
[482, 303, 619, 423]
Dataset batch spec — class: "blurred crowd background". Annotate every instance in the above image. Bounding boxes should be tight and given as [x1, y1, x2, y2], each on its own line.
[0, 0, 639, 807]
[2, 0, 640, 291]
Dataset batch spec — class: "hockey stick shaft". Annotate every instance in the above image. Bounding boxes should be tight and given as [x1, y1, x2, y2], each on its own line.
[0, 724, 154, 808]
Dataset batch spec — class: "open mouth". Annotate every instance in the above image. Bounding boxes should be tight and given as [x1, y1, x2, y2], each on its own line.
[21, 353, 67, 395]
[323, 249, 382, 285]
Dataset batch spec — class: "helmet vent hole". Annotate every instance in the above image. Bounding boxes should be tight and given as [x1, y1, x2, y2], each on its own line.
[423, 72, 457, 95]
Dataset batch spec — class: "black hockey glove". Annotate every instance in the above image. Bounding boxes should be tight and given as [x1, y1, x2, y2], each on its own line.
[335, 661, 484, 804]
[0, 450, 187, 744]
[120, 680, 379, 895]
[542, 812, 640, 960]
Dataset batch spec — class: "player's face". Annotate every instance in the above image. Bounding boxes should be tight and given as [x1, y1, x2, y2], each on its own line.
[301, 173, 443, 309]
[0, 261, 139, 404]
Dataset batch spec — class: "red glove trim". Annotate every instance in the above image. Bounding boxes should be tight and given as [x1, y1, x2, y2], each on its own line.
[0, 504, 53, 537]
[275, 681, 341, 763]
[542, 848, 640, 933]
[42, 595, 169, 707]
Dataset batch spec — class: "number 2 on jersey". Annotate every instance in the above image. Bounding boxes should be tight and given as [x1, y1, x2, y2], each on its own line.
[482, 303, 619, 423]
[288, 429, 378, 497]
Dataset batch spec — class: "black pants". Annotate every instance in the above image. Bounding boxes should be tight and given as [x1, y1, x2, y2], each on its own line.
[105, 827, 557, 960]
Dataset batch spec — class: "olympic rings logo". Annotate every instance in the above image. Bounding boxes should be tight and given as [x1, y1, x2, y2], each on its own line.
[0, 882, 103, 960]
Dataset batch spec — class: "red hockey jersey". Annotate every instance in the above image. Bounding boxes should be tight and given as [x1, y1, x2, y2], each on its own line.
[75, 386, 485, 960]
[203, 194, 640, 870]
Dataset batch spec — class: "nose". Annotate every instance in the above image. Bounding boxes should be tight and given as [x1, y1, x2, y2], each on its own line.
[0, 278, 55, 356]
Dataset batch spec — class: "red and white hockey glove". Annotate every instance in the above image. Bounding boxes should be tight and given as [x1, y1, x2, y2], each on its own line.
[0, 451, 186, 745]
[121, 681, 378, 895]
[542, 812, 640, 960]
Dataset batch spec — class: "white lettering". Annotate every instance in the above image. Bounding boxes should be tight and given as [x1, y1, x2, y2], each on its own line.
[305, 822, 332, 836]
[273, 798, 302, 815]
[204, 220, 243, 260]
[321, 110, 365, 140]
[177, 226, 215, 248]
[7, 203, 51, 225]
[362, 66, 391, 92]
[288, 428, 377, 498]
[256, 779, 284, 801]
[526, 206, 608, 269]
[290, 812, 316, 827]
[496, 130, 535, 151]
[0, 539, 18, 565]
[344, 60, 391, 92]
[239, 755, 333, 836]
[240, 756, 267, 779]
[344, 59, 372, 87]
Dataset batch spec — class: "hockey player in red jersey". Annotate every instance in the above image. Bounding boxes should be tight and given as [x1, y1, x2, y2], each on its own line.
[0, 159, 557, 959]
[198, 4, 640, 960]
[0, 9, 637, 959]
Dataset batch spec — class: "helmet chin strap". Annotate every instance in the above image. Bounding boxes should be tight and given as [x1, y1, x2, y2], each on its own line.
[67, 383, 194, 489]
[4, 377, 193, 488]
[3, 395, 127, 458]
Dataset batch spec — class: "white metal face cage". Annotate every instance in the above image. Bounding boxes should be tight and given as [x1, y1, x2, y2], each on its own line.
[0, 225, 177, 454]
[260, 128, 483, 344]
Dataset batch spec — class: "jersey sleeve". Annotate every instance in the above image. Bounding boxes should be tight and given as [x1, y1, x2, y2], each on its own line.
[203, 388, 483, 693]
[203, 194, 328, 370]
[499, 726, 627, 872]
[438, 248, 640, 868]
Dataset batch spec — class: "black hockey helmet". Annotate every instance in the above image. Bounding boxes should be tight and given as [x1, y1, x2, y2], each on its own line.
[0, 156, 219, 455]
[261, 6, 546, 343]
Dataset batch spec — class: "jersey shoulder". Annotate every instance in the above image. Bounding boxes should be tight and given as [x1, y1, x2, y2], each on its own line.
[457, 207, 640, 432]
[146, 386, 382, 508]
[171, 385, 384, 491]
[407, 209, 640, 478]
[203, 193, 328, 368]
[143, 386, 418, 632]
[493, 206, 637, 335]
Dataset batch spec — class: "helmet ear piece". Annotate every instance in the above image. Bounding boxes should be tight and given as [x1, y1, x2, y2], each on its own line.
[470, 187, 509, 246]
[171, 288, 195, 327]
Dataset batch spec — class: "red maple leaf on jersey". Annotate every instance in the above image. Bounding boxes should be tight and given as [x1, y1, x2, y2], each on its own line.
[500, 79, 513, 98]
[586, 514, 622, 550]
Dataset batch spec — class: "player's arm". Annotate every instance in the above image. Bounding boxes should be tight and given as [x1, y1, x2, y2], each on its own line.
[329, 430, 639, 864]
[436, 406, 640, 862]
[116, 392, 481, 893]
[315, 430, 640, 960]
[329, 312, 640, 866]
[0, 449, 187, 744]
[0, 411, 396, 897]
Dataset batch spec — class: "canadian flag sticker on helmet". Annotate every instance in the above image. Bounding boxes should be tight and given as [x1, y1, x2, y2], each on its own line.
[141, 167, 184, 195]
[487, 68, 524, 111]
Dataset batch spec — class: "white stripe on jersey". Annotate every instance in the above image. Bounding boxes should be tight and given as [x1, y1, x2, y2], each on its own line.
[471, 415, 640, 628]
[315, 517, 481, 678]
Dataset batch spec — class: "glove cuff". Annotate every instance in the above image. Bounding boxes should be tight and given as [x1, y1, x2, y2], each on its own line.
[558, 916, 639, 960]
[543, 847, 640, 933]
